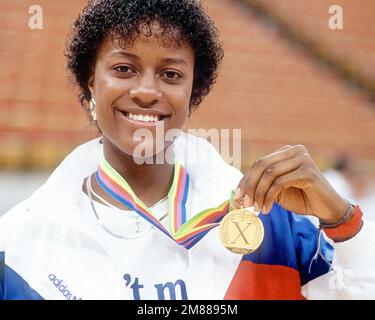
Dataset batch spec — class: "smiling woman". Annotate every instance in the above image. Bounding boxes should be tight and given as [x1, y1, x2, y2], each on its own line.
[1, 0, 375, 301]
[86, 31, 195, 200]
[66, 0, 223, 113]
[65, 0, 223, 207]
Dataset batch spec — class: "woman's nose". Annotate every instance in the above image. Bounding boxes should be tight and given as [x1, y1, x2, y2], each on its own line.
[129, 75, 162, 108]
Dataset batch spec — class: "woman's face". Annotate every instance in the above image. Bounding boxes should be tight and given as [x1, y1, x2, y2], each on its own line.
[88, 27, 195, 161]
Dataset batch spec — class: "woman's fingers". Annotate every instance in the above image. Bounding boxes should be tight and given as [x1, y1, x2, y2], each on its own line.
[234, 145, 310, 210]
[261, 166, 310, 214]
[252, 154, 306, 212]
[234, 146, 293, 204]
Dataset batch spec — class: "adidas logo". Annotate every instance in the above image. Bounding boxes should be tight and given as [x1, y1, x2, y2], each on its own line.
[48, 274, 82, 300]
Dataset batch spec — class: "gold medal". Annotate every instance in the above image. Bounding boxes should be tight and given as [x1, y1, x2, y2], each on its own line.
[219, 207, 264, 255]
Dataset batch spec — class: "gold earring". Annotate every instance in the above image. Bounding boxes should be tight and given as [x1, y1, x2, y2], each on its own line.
[89, 98, 97, 121]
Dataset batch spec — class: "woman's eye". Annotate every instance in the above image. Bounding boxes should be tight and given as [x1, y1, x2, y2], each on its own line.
[114, 65, 134, 74]
[162, 71, 182, 80]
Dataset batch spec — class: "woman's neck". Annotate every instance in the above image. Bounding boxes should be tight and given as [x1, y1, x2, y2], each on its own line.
[94, 139, 175, 208]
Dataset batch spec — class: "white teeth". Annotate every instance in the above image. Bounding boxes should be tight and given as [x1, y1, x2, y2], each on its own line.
[126, 113, 160, 122]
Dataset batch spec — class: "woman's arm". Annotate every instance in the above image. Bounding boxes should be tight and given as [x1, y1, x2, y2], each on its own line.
[233, 144, 375, 299]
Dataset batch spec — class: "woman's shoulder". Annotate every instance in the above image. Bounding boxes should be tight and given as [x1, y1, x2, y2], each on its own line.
[175, 133, 243, 204]
[0, 138, 103, 233]
[175, 133, 242, 177]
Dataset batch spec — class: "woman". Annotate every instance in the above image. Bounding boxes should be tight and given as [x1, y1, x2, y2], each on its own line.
[1, 0, 374, 300]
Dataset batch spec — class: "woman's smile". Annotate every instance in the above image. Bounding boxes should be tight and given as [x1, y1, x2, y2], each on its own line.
[88, 28, 195, 159]
[114, 106, 172, 128]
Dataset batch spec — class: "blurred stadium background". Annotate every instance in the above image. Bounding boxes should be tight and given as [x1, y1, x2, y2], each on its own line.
[1, 0, 374, 216]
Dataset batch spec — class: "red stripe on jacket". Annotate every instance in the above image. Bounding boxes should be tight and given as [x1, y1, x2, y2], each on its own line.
[224, 260, 305, 300]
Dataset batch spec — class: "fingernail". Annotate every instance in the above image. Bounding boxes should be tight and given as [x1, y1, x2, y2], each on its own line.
[234, 188, 241, 199]
[254, 201, 259, 212]
[262, 206, 267, 214]
[233, 200, 240, 209]
[244, 194, 251, 208]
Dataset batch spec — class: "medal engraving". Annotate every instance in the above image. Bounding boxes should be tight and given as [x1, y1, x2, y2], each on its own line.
[219, 208, 264, 254]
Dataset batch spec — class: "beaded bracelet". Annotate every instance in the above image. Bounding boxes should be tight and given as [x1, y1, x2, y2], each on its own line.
[319, 200, 353, 229]
[320, 203, 363, 242]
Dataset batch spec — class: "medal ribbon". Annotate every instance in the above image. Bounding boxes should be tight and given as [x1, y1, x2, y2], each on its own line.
[95, 158, 230, 249]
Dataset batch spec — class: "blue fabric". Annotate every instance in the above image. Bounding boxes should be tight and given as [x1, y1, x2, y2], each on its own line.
[242, 203, 333, 286]
[0, 252, 4, 299]
[0, 252, 43, 300]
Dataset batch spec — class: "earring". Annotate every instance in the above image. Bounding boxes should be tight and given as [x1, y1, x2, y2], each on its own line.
[89, 98, 97, 121]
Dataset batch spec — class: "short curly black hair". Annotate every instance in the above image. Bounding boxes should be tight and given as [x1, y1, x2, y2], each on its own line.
[66, 0, 224, 113]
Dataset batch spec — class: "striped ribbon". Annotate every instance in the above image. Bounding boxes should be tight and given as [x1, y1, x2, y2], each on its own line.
[95, 158, 231, 249]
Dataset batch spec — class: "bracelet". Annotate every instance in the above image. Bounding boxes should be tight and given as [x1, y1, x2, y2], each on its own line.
[320, 204, 363, 242]
[319, 200, 353, 229]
